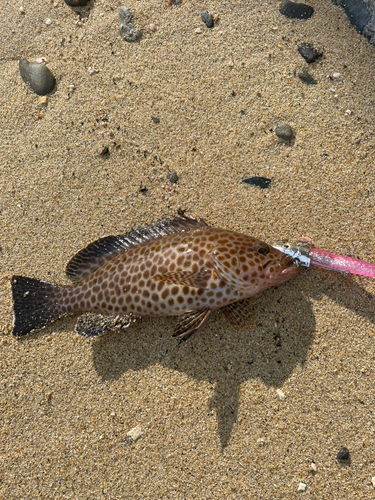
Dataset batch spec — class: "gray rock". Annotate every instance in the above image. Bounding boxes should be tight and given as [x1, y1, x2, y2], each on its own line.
[119, 7, 142, 42]
[275, 124, 293, 141]
[19, 58, 56, 95]
[331, 0, 370, 34]
[64, 0, 89, 6]
[297, 43, 323, 63]
[242, 177, 271, 189]
[201, 11, 214, 28]
[167, 170, 179, 184]
[298, 67, 317, 85]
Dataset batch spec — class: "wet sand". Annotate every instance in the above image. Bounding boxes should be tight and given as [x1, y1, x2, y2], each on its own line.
[1, 0, 375, 498]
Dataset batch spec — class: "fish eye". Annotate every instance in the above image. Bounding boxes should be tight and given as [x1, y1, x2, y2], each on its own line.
[257, 247, 269, 255]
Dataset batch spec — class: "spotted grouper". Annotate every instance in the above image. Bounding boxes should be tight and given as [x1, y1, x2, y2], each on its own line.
[11, 216, 299, 341]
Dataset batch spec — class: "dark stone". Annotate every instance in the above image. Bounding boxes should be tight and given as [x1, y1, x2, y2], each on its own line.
[64, 0, 89, 6]
[242, 177, 271, 189]
[19, 58, 56, 95]
[298, 67, 317, 85]
[100, 147, 109, 156]
[337, 447, 350, 460]
[332, 0, 370, 34]
[279, 0, 314, 19]
[119, 7, 142, 42]
[151, 116, 160, 124]
[201, 11, 214, 28]
[167, 170, 179, 184]
[240, 110, 246, 116]
[275, 124, 293, 141]
[177, 208, 185, 216]
[139, 186, 147, 193]
[298, 43, 323, 63]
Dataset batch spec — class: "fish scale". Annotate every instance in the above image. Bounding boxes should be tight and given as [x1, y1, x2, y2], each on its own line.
[11, 217, 299, 340]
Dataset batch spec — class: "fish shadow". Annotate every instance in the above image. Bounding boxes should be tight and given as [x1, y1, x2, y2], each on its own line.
[91, 268, 375, 449]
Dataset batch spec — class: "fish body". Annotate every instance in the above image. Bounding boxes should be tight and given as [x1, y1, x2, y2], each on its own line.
[11, 217, 298, 340]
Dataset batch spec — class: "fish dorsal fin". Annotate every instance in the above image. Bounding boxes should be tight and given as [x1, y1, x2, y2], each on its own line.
[152, 269, 212, 289]
[66, 216, 207, 282]
[172, 309, 212, 341]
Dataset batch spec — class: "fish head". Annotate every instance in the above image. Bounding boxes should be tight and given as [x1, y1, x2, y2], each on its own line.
[212, 234, 299, 294]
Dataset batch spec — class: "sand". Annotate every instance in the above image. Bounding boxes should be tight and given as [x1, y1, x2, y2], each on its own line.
[1, 0, 375, 498]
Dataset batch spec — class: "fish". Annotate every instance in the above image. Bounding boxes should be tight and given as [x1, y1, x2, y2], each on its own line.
[11, 216, 299, 341]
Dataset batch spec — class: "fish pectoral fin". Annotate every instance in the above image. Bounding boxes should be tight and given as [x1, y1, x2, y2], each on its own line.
[152, 270, 212, 289]
[222, 298, 255, 329]
[75, 313, 138, 338]
[172, 309, 212, 342]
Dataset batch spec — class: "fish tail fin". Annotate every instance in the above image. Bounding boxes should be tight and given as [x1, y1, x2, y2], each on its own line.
[11, 275, 64, 337]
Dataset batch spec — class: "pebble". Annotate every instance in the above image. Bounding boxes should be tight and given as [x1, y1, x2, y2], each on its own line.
[38, 96, 48, 104]
[275, 124, 293, 141]
[242, 176, 271, 189]
[126, 425, 143, 442]
[19, 58, 56, 95]
[167, 170, 179, 184]
[297, 43, 322, 63]
[371, 476, 375, 488]
[297, 483, 307, 492]
[149, 23, 156, 31]
[45, 18, 52, 25]
[276, 388, 286, 400]
[151, 116, 160, 124]
[337, 447, 350, 460]
[279, 0, 314, 19]
[298, 67, 317, 85]
[195, 28, 202, 34]
[119, 7, 142, 43]
[332, 72, 341, 79]
[201, 11, 214, 29]
[310, 462, 317, 472]
[64, 0, 89, 6]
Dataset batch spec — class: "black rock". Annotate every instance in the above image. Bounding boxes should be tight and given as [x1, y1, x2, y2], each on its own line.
[298, 67, 317, 85]
[139, 186, 147, 193]
[64, 0, 89, 6]
[151, 116, 160, 124]
[100, 147, 109, 156]
[242, 177, 271, 189]
[119, 7, 142, 42]
[19, 58, 56, 95]
[337, 447, 350, 460]
[279, 0, 314, 19]
[167, 170, 179, 184]
[275, 124, 293, 141]
[333, 0, 370, 34]
[298, 43, 323, 63]
[201, 11, 214, 28]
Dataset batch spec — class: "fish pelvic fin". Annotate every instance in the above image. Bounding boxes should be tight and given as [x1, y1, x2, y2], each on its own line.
[172, 309, 212, 342]
[11, 275, 63, 337]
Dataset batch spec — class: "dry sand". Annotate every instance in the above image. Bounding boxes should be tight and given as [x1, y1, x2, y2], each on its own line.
[1, 0, 375, 498]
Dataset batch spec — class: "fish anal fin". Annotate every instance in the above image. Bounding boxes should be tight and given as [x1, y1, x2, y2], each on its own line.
[152, 270, 212, 289]
[222, 298, 255, 329]
[172, 309, 212, 341]
[75, 313, 138, 338]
